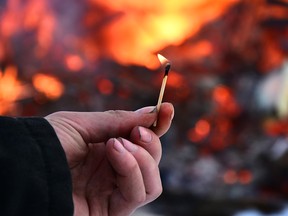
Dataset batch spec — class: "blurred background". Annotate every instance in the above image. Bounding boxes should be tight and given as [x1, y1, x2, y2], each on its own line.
[1, 0, 288, 215]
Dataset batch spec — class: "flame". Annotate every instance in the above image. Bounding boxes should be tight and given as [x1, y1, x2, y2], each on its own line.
[188, 119, 211, 142]
[0, 66, 30, 115]
[0, 0, 238, 69]
[85, 0, 239, 68]
[65, 54, 84, 72]
[157, 54, 169, 66]
[32, 73, 64, 100]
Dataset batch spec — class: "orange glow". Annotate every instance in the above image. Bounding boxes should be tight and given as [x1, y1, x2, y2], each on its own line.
[32, 73, 64, 100]
[88, 0, 238, 68]
[193, 40, 213, 57]
[213, 85, 231, 104]
[187, 129, 203, 143]
[0, 66, 30, 115]
[238, 170, 253, 185]
[0, 0, 238, 68]
[264, 119, 288, 136]
[217, 118, 231, 133]
[223, 169, 238, 184]
[188, 119, 211, 142]
[65, 55, 84, 72]
[195, 119, 211, 136]
[0, 42, 4, 61]
[36, 14, 55, 54]
[167, 72, 184, 88]
[97, 78, 114, 95]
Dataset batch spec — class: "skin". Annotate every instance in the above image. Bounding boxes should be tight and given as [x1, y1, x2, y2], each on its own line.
[45, 102, 174, 216]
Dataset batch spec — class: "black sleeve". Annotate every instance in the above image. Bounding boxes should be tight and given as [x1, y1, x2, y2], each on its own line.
[0, 116, 74, 216]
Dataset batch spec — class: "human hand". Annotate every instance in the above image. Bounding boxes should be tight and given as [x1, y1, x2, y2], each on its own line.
[45, 102, 174, 216]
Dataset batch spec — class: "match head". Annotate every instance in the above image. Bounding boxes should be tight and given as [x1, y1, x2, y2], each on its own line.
[157, 54, 171, 76]
[164, 63, 171, 76]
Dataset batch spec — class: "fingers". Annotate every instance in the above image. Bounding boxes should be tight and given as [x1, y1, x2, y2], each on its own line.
[130, 126, 162, 164]
[106, 138, 162, 215]
[119, 138, 162, 202]
[106, 138, 145, 216]
[152, 102, 174, 137]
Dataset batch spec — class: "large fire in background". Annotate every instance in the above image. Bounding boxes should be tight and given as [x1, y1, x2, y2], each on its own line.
[1, 0, 288, 214]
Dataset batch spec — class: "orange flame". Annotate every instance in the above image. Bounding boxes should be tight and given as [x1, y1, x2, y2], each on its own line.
[188, 119, 211, 142]
[32, 73, 64, 100]
[0, 66, 31, 115]
[65, 54, 84, 72]
[86, 0, 239, 68]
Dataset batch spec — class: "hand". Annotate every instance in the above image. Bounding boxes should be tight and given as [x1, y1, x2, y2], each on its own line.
[45, 103, 174, 216]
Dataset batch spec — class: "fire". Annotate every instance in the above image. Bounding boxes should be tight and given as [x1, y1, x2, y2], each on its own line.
[65, 54, 84, 72]
[188, 119, 211, 143]
[0, 66, 30, 115]
[85, 0, 239, 68]
[32, 73, 64, 100]
[157, 54, 169, 66]
[0, 0, 238, 69]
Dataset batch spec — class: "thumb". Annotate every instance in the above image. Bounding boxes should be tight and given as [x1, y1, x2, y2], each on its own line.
[48, 106, 157, 144]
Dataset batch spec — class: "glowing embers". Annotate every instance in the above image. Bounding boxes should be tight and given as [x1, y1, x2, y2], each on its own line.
[0, 66, 31, 115]
[188, 119, 211, 143]
[223, 169, 253, 185]
[96, 78, 114, 95]
[212, 85, 241, 116]
[65, 54, 84, 72]
[32, 73, 64, 100]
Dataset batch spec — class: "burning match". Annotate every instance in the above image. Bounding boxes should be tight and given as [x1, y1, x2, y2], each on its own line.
[153, 54, 171, 127]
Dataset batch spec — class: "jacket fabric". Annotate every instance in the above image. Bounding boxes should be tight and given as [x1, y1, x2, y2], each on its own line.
[0, 116, 73, 216]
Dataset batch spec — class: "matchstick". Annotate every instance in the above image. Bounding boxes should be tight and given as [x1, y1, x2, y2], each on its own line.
[153, 55, 171, 127]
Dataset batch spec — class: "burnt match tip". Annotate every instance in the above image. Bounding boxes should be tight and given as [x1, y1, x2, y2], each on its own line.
[164, 63, 171, 76]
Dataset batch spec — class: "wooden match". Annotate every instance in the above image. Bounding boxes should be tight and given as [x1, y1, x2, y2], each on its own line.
[153, 54, 171, 127]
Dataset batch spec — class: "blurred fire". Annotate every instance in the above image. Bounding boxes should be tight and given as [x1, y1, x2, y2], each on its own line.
[223, 169, 253, 185]
[0, 66, 30, 115]
[85, 0, 239, 68]
[65, 54, 84, 72]
[212, 85, 241, 116]
[32, 73, 64, 100]
[0, 0, 239, 114]
[188, 119, 211, 143]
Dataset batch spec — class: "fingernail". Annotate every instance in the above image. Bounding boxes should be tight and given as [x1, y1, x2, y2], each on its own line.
[121, 138, 138, 152]
[170, 109, 175, 121]
[149, 107, 157, 113]
[113, 138, 125, 153]
[139, 126, 152, 143]
[135, 106, 155, 114]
